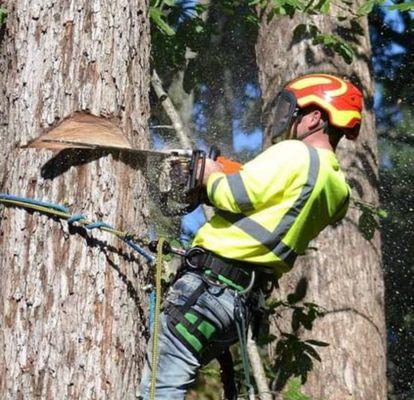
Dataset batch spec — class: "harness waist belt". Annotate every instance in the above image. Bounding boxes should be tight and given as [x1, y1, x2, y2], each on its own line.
[185, 248, 253, 290]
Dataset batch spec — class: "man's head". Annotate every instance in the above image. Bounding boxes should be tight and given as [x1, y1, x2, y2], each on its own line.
[270, 73, 363, 145]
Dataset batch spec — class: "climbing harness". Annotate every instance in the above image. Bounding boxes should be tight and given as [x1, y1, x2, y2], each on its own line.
[184, 247, 255, 291]
[161, 245, 258, 399]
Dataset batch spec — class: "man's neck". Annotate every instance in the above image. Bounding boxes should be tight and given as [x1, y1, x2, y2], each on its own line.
[302, 130, 335, 152]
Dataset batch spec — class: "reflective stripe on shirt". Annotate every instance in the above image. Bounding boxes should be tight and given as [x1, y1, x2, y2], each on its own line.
[216, 146, 319, 266]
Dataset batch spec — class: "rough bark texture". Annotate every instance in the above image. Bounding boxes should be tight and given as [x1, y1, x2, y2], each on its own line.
[256, 4, 386, 400]
[0, 1, 150, 399]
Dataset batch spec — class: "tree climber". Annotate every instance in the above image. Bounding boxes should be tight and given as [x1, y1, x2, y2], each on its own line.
[139, 73, 363, 399]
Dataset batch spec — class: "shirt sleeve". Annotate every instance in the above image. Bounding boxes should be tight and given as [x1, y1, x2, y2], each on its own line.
[330, 189, 350, 224]
[206, 140, 309, 213]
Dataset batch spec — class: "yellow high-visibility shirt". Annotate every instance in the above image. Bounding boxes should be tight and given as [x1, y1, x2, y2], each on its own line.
[192, 140, 350, 277]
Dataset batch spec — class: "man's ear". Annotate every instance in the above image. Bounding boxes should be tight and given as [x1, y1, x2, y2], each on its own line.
[309, 109, 322, 129]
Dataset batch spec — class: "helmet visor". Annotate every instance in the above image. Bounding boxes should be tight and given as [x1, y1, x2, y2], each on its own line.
[270, 90, 298, 142]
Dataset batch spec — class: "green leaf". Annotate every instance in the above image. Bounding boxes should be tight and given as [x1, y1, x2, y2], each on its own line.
[356, 0, 375, 16]
[266, 298, 284, 310]
[162, 0, 176, 6]
[358, 208, 378, 240]
[377, 208, 388, 218]
[308, 24, 320, 36]
[301, 314, 313, 330]
[305, 339, 330, 347]
[292, 309, 302, 331]
[315, 0, 330, 14]
[287, 278, 308, 304]
[292, 24, 308, 43]
[283, 377, 312, 400]
[0, 7, 7, 27]
[388, 2, 414, 11]
[303, 344, 322, 362]
[257, 334, 278, 346]
[150, 7, 176, 36]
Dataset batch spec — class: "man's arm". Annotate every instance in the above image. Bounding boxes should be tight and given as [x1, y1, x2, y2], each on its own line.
[202, 141, 307, 213]
[202, 158, 224, 186]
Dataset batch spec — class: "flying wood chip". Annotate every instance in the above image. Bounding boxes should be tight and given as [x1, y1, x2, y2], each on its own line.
[24, 112, 133, 150]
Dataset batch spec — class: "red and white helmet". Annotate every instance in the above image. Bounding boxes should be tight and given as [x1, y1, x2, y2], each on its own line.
[271, 73, 363, 142]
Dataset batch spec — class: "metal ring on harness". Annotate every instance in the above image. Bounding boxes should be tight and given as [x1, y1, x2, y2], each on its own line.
[238, 270, 255, 295]
[184, 246, 206, 269]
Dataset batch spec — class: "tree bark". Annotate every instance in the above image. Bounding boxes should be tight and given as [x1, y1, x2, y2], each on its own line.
[0, 1, 150, 399]
[256, 4, 386, 400]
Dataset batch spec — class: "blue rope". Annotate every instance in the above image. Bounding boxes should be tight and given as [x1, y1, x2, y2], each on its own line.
[123, 238, 155, 264]
[67, 214, 86, 224]
[0, 193, 156, 263]
[0, 193, 69, 213]
[67, 216, 113, 232]
[148, 289, 156, 330]
[84, 221, 112, 230]
[1, 192, 159, 327]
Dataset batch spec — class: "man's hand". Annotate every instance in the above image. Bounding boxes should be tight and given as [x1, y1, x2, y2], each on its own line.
[201, 158, 224, 186]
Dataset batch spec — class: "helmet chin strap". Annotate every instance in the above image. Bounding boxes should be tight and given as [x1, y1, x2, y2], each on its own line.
[294, 121, 328, 141]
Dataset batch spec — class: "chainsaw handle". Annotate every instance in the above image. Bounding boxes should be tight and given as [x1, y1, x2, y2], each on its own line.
[209, 145, 242, 174]
[188, 149, 206, 191]
[185, 147, 242, 214]
[208, 145, 221, 161]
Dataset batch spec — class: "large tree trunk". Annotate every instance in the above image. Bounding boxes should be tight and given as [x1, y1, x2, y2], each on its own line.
[256, 4, 386, 400]
[0, 1, 150, 399]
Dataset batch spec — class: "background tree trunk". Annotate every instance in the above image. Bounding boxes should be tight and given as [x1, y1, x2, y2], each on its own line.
[0, 1, 150, 399]
[256, 3, 386, 400]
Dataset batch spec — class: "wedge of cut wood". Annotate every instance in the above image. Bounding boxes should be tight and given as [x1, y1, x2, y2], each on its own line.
[24, 112, 133, 150]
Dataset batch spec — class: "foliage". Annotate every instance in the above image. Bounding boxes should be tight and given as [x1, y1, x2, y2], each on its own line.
[388, 2, 414, 12]
[267, 289, 329, 389]
[370, 4, 414, 398]
[0, 7, 6, 25]
[149, 0, 257, 76]
[149, 0, 261, 157]
[292, 23, 355, 64]
[0, 7, 7, 53]
[351, 197, 388, 241]
[283, 377, 312, 400]
[186, 361, 223, 400]
[149, 0, 386, 75]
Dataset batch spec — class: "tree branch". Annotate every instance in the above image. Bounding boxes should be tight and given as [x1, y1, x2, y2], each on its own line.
[151, 69, 194, 149]
[247, 328, 272, 400]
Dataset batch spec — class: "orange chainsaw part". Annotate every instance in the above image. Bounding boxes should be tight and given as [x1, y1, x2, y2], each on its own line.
[217, 156, 242, 174]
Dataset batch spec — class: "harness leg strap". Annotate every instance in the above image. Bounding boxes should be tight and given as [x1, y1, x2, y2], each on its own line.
[165, 280, 220, 357]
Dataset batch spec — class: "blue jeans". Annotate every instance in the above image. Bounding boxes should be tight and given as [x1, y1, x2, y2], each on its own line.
[139, 271, 244, 399]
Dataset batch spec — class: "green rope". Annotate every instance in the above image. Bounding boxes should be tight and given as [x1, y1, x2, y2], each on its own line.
[235, 294, 255, 400]
[149, 237, 165, 400]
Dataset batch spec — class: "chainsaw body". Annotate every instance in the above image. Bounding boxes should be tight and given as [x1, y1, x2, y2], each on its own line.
[153, 147, 242, 216]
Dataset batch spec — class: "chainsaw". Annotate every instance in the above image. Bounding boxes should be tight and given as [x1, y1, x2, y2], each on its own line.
[24, 113, 242, 215]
